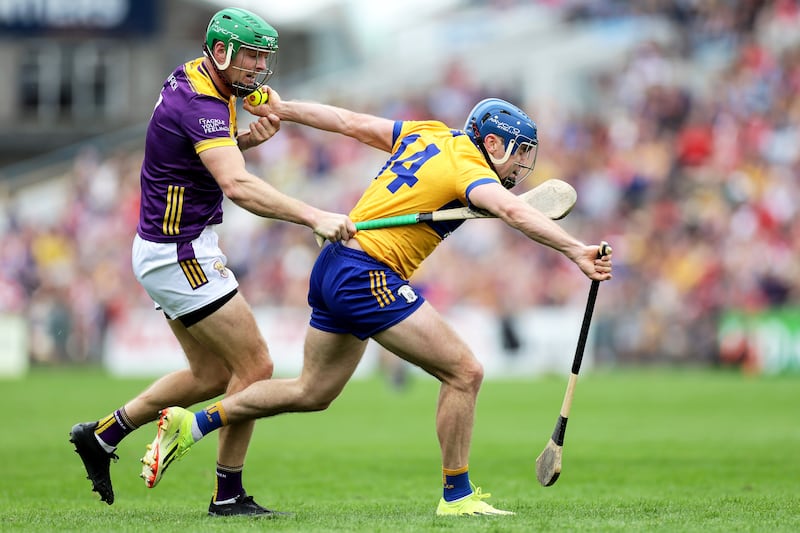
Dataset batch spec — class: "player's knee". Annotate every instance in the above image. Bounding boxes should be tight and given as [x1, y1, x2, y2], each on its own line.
[235, 356, 274, 385]
[458, 357, 484, 393]
[296, 385, 335, 412]
[198, 370, 231, 397]
[188, 361, 231, 395]
[299, 391, 333, 412]
[252, 357, 274, 381]
[304, 397, 332, 412]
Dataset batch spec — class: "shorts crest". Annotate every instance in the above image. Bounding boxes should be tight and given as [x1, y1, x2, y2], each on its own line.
[398, 285, 418, 304]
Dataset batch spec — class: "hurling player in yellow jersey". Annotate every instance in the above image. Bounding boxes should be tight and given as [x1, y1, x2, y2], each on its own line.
[142, 89, 613, 516]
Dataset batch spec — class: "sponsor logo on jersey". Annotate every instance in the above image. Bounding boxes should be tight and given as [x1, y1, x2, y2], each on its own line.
[199, 118, 230, 135]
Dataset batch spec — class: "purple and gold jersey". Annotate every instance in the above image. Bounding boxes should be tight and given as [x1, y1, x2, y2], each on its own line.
[137, 57, 239, 243]
[351, 120, 500, 279]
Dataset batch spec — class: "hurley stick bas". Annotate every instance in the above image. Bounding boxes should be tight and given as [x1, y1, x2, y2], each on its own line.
[535, 241, 612, 487]
[315, 178, 577, 246]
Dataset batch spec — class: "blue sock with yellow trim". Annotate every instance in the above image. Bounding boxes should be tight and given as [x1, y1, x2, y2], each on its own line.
[194, 401, 227, 438]
[443, 465, 472, 502]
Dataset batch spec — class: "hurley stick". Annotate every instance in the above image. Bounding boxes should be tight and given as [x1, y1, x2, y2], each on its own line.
[315, 178, 577, 246]
[535, 241, 611, 487]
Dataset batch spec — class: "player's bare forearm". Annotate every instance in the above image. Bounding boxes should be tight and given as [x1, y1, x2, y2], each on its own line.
[278, 100, 346, 131]
[284, 102, 392, 150]
[226, 174, 312, 223]
[472, 186, 579, 254]
[227, 178, 355, 242]
[236, 131, 256, 151]
[260, 89, 393, 151]
[201, 146, 353, 240]
[469, 183, 610, 280]
[506, 204, 583, 258]
[497, 199, 612, 281]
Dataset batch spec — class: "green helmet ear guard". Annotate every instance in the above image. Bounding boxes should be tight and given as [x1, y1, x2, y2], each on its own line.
[205, 7, 278, 70]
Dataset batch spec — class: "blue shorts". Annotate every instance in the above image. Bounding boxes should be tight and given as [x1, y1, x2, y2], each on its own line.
[308, 242, 426, 340]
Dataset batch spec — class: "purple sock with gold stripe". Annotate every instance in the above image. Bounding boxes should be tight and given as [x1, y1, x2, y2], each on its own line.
[95, 408, 137, 448]
[213, 464, 244, 503]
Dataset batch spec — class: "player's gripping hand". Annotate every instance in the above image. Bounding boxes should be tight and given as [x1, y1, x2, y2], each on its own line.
[312, 211, 357, 244]
[578, 243, 613, 282]
[244, 114, 281, 148]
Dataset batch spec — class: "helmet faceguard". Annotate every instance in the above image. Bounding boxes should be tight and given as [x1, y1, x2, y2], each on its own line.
[204, 8, 278, 97]
[464, 98, 539, 188]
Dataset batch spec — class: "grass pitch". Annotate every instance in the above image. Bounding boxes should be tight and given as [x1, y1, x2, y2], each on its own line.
[1, 367, 798, 532]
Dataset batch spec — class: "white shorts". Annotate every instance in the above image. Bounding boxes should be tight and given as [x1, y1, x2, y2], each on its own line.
[132, 227, 239, 320]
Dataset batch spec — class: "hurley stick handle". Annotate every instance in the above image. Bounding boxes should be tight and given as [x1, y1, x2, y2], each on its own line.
[570, 241, 611, 375]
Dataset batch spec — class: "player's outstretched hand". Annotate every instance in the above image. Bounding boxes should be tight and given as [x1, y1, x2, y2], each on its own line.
[243, 86, 281, 117]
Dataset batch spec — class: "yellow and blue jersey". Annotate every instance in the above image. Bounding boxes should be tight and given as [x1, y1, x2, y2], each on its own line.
[351, 120, 500, 279]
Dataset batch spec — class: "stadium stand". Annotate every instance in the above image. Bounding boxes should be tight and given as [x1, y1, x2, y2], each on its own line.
[1, 0, 798, 370]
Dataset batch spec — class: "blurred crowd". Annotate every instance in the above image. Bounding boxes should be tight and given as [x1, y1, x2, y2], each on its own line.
[1, 0, 799, 368]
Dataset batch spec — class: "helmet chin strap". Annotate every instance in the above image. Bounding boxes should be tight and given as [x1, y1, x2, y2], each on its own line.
[471, 120, 499, 174]
[471, 121, 515, 188]
[489, 141, 515, 166]
[204, 44, 250, 97]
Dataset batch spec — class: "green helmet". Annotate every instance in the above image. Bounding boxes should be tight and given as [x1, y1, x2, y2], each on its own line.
[206, 8, 278, 57]
[205, 8, 278, 95]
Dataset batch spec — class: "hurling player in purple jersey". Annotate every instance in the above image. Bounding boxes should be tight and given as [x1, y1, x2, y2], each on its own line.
[138, 89, 613, 516]
[69, 8, 355, 517]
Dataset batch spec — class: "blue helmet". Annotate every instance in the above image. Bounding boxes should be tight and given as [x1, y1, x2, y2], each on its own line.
[464, 98, 538, 187]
